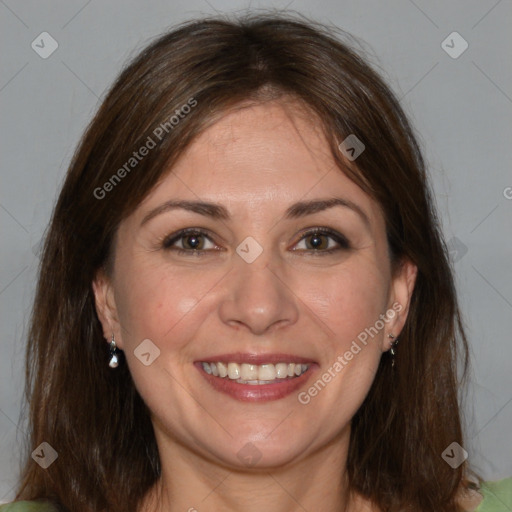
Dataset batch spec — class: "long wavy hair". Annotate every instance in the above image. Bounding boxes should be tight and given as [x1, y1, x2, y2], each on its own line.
[14, 12, 474, 512]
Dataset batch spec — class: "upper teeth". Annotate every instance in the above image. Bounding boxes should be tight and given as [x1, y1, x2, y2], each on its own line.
[201, 362, 310, 381]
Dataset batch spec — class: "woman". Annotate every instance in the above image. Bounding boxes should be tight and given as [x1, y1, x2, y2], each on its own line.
[2, 13, 510, 512]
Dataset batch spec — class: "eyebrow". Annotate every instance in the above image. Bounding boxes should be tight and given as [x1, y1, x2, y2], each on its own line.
[140, 197, 371, 230]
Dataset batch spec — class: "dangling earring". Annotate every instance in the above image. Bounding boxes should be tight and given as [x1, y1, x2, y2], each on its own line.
[109, 333, 119, 368]
[388, 333, 399, 367]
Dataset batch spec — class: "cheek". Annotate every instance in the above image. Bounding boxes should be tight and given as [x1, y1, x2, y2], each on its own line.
[297, 269, 387, 432]
[299, 259, 389, 347]
[116, 256, 226, 350]
[112, 262, 204, 404]
[114, 259, 200, 344]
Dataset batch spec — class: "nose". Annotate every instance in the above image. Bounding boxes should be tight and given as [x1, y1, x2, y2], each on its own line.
[218, 253, 299, 336]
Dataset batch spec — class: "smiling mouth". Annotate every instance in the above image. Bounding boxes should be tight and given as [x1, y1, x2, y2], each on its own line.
[199, 361, 310, 385]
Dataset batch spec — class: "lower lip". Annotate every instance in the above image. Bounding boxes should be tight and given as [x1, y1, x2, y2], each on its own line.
[194, 362, 318, 402]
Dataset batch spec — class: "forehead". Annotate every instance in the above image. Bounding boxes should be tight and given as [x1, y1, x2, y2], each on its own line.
[131, 99, 384, 230]
[172, 99, 336, 187]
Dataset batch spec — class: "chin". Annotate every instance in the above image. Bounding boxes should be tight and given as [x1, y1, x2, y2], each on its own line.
[205, 431, 314, 471]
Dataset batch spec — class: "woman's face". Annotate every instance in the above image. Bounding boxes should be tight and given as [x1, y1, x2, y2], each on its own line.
[94, 99, 416, 470]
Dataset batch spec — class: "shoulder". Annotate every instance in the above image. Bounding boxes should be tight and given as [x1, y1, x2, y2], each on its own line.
[0, 502, 58, 512]
[475, 477, 512, 512]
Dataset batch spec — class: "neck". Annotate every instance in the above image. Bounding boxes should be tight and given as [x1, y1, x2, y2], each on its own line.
[139, 424, 376, 512]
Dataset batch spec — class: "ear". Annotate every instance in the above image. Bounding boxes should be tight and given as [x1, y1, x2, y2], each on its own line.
[92, 267, 124, 349]
[382, 257, 418, 351]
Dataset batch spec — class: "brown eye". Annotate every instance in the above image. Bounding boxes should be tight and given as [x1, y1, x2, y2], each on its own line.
[304, 233, 329, 250]
[294, 228, 350, 254]
[162, 229, 216, 254]
[180, 233, 205, 250]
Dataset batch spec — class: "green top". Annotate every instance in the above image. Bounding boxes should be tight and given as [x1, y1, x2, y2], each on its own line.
[476, 478, 512, 511]
[0, 503, 56, 512]
[1, 477, 511, 511]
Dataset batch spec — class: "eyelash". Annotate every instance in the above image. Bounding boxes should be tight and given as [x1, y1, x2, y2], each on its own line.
[161, 227, 350, 256]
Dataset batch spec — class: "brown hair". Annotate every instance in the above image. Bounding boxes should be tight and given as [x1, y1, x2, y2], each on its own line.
[15, 12, 474, 512]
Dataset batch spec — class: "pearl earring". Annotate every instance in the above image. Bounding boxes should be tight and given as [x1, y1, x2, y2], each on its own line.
[109, 333, 119, 368]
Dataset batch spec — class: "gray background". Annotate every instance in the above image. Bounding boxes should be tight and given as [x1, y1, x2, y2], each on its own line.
[1, 0, 511, 503]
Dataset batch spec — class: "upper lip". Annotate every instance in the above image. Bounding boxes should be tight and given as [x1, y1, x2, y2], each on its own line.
[196, 352, 316, 365]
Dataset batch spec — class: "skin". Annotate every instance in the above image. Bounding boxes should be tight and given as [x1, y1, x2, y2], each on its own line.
[93, 98, 418, 512]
